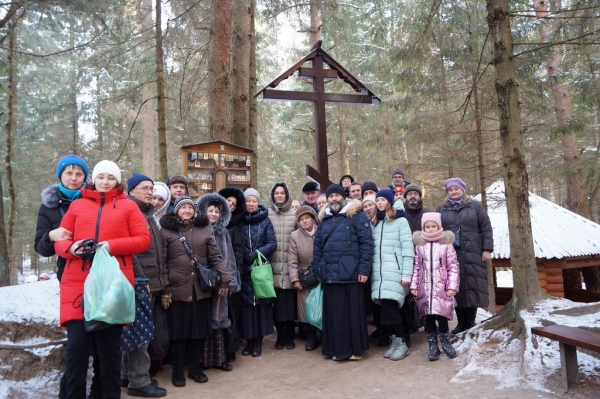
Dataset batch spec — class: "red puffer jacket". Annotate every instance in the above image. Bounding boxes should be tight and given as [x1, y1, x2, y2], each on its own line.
[55, 187, 151, 327]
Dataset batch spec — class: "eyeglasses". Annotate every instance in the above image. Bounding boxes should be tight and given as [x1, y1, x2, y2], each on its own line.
[135, 186, 154, 193]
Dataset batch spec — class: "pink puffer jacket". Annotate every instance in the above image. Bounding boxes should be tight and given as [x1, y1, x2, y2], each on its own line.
[410, 231, 459, 320]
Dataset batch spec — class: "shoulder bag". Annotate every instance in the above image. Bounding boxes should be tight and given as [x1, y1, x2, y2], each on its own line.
[178, 230, 221, 291]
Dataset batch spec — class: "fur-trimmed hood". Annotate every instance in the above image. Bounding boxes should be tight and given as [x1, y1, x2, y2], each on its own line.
[442, 194, 472, 207]
[218, 187, 246, 227]
[41, 184, 73, 209]
[318, 199, 362, 222]
[269, 182, 292, 213]
[412, 230, 455, 246]
[159, 211, 210, 231]
[197, 193, 231, 236]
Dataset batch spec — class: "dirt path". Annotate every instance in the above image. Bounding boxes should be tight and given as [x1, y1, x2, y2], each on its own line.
[141, 330, 594, 399]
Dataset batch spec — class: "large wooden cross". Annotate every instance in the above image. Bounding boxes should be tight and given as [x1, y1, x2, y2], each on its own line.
[255, 41, 380, 191]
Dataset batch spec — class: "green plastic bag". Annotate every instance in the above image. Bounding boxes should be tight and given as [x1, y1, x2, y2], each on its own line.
[83, 246, 135, 325]
[250, 250, 276, 299]
[305, 283, 323, 330]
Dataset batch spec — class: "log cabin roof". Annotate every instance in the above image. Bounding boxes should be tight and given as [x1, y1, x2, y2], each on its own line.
[474, 180, 600, 259]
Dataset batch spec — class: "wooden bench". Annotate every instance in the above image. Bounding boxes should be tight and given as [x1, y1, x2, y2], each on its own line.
[531, 325, 600, 392]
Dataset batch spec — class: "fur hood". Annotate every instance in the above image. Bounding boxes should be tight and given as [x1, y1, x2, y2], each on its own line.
[41, 184, 72, 209]
[412, 230, 455, 246]
[197, 193, 231, 236]
[218, 187, 246, 227]
[269, 182, 292, 213]
[442, 194, 473, 207]
[319, 199, 363, 222]
[159, 211, 210, 231]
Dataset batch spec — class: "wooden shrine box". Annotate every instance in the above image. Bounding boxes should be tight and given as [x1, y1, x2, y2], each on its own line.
[181, 141, 254, 198]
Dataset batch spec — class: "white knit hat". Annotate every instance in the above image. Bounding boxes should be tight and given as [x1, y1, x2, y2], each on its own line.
[92, 160, 122, 183]
[153, 184, 169, 201]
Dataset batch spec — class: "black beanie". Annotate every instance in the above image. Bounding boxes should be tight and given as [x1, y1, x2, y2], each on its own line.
[361, 181, 379, 196]
[325, 184, 346, 198]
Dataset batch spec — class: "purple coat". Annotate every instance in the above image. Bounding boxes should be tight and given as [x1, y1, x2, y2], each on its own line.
[410, 231, 460, 320]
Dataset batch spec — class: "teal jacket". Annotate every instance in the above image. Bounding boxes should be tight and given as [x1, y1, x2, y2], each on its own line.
[371, 200, 415, 307]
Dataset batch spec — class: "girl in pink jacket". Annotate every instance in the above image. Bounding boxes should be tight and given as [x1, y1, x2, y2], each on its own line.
[410, 212, 459, 361]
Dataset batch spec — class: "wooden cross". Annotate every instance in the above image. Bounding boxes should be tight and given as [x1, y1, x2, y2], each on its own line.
[255, 41, 380, 191]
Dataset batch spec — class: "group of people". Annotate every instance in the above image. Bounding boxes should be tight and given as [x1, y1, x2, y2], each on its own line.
[35, 158, 493, 398]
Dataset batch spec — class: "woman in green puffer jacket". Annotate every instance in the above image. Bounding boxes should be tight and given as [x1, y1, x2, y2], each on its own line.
[371, 189, 414, 361]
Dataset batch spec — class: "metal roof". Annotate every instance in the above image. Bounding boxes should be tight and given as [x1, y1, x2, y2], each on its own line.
[474, 180, 600, 259]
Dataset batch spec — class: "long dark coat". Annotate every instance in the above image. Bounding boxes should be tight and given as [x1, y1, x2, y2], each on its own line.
[239, 204, 276, 307]
[436, 195, 493, 308]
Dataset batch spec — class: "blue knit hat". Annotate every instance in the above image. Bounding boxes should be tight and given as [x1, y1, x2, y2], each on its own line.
[127, 173, 154, 195]
[376, 189, 395, 206]
[56, 155, 89, 181]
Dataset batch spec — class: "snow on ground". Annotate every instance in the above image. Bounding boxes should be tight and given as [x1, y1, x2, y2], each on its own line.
[452, 298, 600, 393]
[1, 275, 600, 397]
[0, 279, 60, 324]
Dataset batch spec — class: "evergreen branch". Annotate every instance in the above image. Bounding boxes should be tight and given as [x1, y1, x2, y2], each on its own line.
[513, 28, 600, 58]
[116, 96, 157, 163]
[0, 36, 97, 58]
[168, 0, 202, 23]
[0, 1, 21, 30]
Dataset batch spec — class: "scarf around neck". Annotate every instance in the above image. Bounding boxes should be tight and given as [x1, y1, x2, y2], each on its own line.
[421, 228, 444, 242]
[58, 183, 82, 200]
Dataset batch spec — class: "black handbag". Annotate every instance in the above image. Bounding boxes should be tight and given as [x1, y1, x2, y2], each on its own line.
[298, 263, 318, 288]
[178, 230, 221, 291]
[405, 295, 421, 330]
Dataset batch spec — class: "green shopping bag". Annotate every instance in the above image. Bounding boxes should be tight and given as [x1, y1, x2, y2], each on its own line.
[250, 250, 276, 299]
[83, 246, 135, 325]
[305, 283, 323, 330]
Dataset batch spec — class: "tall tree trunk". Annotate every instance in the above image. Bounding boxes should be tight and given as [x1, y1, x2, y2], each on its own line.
[486, 0, 544, 317]
[208, 0, 232, 141]
[69, 18, 78, 154]
[248, 0, 257, 187]
[231, 0, 251, 147]
[155, 0, 168, 181]
[534, 0, 599, 290]
[0, 171, 8, 286]
[473, 72, 495, 312]
[3, 21, 18, 285]
[141, 0, 155, 177]
[96, 74, 103, 152]
[309, 0, 322, 46]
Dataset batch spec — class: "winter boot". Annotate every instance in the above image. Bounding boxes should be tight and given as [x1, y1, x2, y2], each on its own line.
[383, 335, 400, 358]
[170, 340, 186, 387]
[403, 334, 411, 348]
[285, 321, 295, 350]
[188, 339, 208, 383]
[439, 331, 457, 359]
[305, 326, 318, 351]
[241, 338, 254, 356]
[389, 337, 409, 361]
[463, 307, 478, 331]
[451, 308, 464, 335]
[426, 332, 441, 361]
[251, 336, 263, 357]
[274, 322, 285, 350]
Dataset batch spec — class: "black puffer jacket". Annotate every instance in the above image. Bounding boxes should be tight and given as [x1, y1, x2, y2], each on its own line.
[436, 195, 493, 308]
[218, 187, 247, 280]
[34, 184, 76, 281]
[239, 204, 276, 307]
[404, 199, 430, 233]
[128, 196, 166, 293]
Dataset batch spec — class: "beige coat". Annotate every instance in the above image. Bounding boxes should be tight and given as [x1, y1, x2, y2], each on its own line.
[268, 184, 297, 289]
[289, 226, 316, 322]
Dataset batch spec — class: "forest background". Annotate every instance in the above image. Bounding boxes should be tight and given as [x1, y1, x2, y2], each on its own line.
[0, 0, 598, 287]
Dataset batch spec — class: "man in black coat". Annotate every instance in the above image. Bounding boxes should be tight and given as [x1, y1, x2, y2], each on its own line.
[122, 174, 168, 398]
[403, 183, 430, 233]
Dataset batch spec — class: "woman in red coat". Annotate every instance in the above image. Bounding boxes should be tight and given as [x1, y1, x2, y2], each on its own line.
[55, 160, 151, 399]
